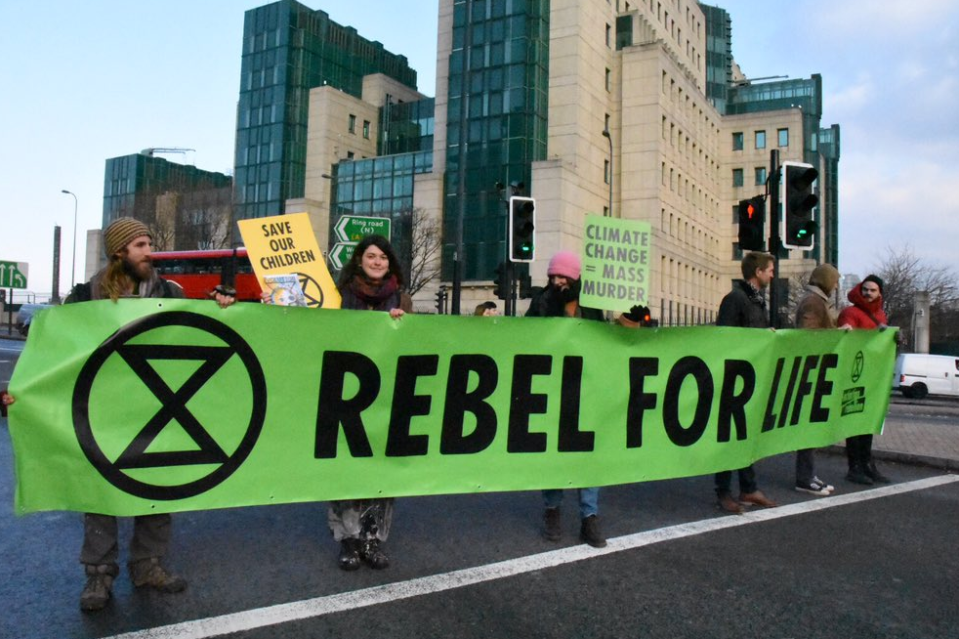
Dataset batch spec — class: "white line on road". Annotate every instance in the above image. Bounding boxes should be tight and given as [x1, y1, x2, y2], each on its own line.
[103, 474, 959, 639]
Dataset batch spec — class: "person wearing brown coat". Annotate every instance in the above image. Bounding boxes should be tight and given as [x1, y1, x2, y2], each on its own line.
[793, 264, 840, 496]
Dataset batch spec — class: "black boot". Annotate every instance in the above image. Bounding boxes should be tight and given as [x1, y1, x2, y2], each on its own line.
[338, 539, 361, 571]
[865, 461, 891, 484]
[846, 465, 873, 485]
[579, 515, 607, 548]
[360, 539, 390, 569]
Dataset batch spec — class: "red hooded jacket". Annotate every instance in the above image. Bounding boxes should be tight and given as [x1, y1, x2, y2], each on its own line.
[838, 285, 888, 329]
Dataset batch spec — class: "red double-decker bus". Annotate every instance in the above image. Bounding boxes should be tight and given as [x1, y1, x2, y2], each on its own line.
[151, 248, 261, 302]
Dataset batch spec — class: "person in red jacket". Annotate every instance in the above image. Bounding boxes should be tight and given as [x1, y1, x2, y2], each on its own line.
[837, 275, 892, 484]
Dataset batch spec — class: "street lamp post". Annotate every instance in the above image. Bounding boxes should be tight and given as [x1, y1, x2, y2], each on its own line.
[60, 190, 78, 289]
[601, 128, 613, 217]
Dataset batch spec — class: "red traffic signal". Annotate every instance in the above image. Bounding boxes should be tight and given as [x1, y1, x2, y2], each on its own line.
[738, 196, 765, 251]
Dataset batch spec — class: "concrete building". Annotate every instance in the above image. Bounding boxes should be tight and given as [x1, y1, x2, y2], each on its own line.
[292, 0, 841, 319]
[234, 0, 419, 231]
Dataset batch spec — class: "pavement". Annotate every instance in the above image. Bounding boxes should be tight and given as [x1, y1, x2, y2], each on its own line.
[826, 400, 959, 473]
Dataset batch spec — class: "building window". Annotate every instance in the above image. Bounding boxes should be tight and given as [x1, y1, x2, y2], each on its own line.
[732, 168, 744, 188]
[755, 167, 766, 186]
[348, 114, 356, 134]
[755, 130, 766, 150]
[732, 132, 743, 151]
[363, 120, 371, 139]
[605, 159, 610, 184]
[778, 128, 789, 147]
[606, 23, 611, 47]
[605, 68, 611, 92]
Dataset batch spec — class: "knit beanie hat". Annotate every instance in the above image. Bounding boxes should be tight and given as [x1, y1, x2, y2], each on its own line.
[103, 217, 151, 257]
[547, 250, 581, 280]
[862, 274, 884, 295]
[809, 263, 839, 294]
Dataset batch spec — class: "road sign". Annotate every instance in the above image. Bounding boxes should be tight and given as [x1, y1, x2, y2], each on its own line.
[0, 261, 28, 289]
[334, 215, 391, 243]
[329, 242, 357, 271]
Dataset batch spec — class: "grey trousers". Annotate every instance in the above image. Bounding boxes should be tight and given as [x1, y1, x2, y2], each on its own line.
[80, 513, 173, 569]
[795, 448, 816, 484]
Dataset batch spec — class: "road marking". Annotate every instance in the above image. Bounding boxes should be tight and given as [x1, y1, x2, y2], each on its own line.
[104, 474, 959, 639]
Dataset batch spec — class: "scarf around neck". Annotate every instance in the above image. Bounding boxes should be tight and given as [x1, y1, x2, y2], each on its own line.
[348, 274, 399, 309]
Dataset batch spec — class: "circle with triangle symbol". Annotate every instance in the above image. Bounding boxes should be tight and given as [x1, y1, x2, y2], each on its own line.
[72, 311, 267, 500]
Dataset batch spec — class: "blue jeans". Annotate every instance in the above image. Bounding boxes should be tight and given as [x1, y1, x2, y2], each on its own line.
[542, 488, 599, 519]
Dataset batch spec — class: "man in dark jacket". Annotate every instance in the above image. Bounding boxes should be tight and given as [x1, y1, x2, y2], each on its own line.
[67, 218, 234, 611]
[714, 252, 778, 514]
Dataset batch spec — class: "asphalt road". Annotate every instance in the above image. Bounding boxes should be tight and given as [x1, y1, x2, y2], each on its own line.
[2, 420, 958, 639]
[3, 338, 959, 639]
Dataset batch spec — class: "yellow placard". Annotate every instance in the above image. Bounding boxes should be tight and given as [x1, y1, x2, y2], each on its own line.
[237, 212, 341, 309]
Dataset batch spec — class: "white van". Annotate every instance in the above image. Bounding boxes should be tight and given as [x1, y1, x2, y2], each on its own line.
[893, 353, 959, 399]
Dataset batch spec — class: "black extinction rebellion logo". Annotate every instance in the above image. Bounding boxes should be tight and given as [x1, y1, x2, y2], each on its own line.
[72, 311, 267, 500]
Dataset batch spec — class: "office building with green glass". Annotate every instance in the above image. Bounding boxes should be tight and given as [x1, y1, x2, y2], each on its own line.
[102, 152, 233, 251]
[234, 0, 419, 224]
[292, 0, 841, 319]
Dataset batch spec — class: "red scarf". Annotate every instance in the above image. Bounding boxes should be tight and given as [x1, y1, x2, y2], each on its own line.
[348, 274, 399, 310]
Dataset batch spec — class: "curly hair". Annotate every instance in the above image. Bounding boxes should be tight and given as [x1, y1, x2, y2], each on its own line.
[337, 234, 405, 289]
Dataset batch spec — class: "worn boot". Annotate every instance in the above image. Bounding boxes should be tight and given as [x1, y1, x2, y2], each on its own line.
[129, 558, 187, 593]
[846, 465, 874, 485]
[543, 507, 562, 542]
[338, 539, 361, 571]
[580, 515, 607, 548]
[80, 564, 118, 612]
[360, 539, 390, 570]
[865, 461, 891, 484]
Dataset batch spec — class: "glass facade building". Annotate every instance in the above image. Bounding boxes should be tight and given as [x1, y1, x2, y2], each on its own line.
[443, 0, 550, 280]
[103, 154, 233, 250]
[234, 0, 418, 222]
[700, 3, 733, 113]
[330, 149, 433, 277]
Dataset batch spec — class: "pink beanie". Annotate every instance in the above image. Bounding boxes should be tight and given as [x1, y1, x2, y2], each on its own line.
[547, 250, 581, 280]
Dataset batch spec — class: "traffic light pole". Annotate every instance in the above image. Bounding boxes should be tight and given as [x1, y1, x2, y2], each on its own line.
[768, 149, 781, 329]
[504, 259, 515, 316]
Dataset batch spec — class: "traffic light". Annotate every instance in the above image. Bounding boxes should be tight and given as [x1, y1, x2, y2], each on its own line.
[781, 161, 818, 249]
[509, 196, 536, 262]
[493, 262, 509, 300]
[737, 196, 765, 251]
[435, 286, 447, 314]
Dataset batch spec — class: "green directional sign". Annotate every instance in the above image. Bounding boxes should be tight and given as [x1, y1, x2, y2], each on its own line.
[0, 261, 28, 289]
[329, 242, 356, 271]
[334, 215, 391, 243]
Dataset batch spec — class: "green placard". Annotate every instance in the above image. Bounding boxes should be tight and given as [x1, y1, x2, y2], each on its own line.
[8, 299, 896, 516]
[580, 215, 651, 313]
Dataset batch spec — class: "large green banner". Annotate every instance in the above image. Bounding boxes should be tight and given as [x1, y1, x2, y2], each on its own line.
[8, 300, 896, 516]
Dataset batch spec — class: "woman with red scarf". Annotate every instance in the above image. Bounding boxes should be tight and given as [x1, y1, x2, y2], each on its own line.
[329, 234, 412, 571]
[838, 274, 892, 485]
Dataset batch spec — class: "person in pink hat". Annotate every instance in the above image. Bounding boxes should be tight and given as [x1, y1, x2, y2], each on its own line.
[525, 249, 606, 547]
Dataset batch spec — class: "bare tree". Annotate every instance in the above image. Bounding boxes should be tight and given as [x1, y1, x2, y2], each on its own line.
[148, 191, 178, 251]
[404, 207, 443, 296]
[178, 187, 232, 250]
[873, 245, 959, 350]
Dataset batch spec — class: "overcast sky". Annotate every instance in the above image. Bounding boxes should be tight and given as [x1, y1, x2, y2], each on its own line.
[1, 0, 955, 298]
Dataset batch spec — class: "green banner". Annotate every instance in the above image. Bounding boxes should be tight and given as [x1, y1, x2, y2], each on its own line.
[8, 300, 896, 516]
